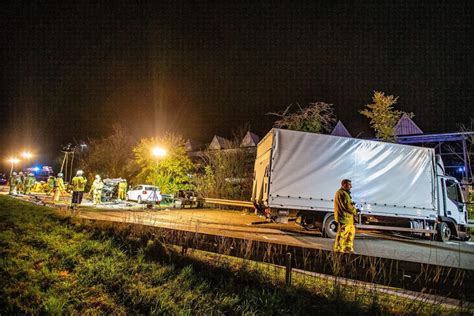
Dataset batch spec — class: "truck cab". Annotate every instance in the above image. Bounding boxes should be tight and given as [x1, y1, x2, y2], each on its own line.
[437, 176, 469, 241]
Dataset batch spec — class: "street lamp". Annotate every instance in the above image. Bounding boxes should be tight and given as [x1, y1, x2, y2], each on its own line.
[21, 151, 33, 159]
[152, 146, 167, 157]
[7, 157, 20, 177]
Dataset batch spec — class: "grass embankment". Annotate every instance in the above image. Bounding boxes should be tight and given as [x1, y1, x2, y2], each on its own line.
[0, 195, 461, 314]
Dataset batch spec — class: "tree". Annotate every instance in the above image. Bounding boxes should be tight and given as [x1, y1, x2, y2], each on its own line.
[193, 126, 255, 200]
[360, 91, 413, 142]
[194, 148, 254, 200]
[132, 133, 194, 194]
[269, 102, 336, 133]
[81, 125, 136, 181]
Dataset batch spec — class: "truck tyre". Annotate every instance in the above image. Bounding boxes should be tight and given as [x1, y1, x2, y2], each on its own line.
[137, 196, 142, 204]
[323, 215, 338, 239]
[436, 222, 451, 242]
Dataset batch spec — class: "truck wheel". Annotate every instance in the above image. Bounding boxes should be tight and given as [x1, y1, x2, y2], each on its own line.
[137, 196, 142, 204]
[323, 215, 338, 239]
[436, 222, 451, 242]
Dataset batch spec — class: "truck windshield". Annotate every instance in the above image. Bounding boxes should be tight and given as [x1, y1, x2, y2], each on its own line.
[445, 179, 463, 204]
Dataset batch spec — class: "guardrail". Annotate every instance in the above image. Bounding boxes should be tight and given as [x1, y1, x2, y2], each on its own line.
[204, 198, 254, 208]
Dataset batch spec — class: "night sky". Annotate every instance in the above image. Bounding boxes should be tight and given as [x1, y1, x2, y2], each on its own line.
[1, 1, 473, 168]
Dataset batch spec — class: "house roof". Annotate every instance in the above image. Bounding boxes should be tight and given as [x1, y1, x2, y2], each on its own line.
[240, 131, 260, 147]
[184, 139, 202, 152]
[395, 114, 423, 136]
[208, 135, 232, 150]
[331, 121, 352, 137]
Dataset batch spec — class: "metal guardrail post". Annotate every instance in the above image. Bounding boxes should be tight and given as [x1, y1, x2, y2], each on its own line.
[181, 244, 188, 255]
[285, 252, 292, 286]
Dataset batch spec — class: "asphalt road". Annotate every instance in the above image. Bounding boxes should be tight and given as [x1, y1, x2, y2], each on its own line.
[3, 189, 474, 270]
[79, 208, 474, 270]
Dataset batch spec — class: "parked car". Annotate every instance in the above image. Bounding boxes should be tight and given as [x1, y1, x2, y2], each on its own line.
[126, 185, 162, 204]
[173, 190, 204, 208]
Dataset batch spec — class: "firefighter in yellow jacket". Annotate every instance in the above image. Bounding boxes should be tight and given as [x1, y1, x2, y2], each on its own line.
[90, 174, 104, 205]
[24, 173, 36, 195]
[333, 179, 358, 253]
[53, 173, 67, 202]
[117, 179, 127, 200]
[8, 172, 17, 195]
[70, 170, 87, 210]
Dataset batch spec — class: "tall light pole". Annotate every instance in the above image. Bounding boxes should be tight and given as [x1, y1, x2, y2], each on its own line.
[60, 144, 77, 183]
[7, 157, 20, 177]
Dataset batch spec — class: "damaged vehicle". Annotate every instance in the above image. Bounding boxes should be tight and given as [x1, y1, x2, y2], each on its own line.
[102, 178, 126, 202]
[173, 190, 204, 208]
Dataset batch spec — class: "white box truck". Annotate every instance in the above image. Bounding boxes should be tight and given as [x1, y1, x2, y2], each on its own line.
[252, 128, 471, 242]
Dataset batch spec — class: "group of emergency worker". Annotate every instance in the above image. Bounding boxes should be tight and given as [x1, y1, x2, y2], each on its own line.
[8, 169, 128, 210]
[8, 171, 36, 195]
[68, 171, 128, 209]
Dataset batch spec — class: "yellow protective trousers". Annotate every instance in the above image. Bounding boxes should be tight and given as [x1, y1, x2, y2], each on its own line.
[93, 190, 102, 204]
[118, 189, 126, 200]
[333, 223, 355, 253]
